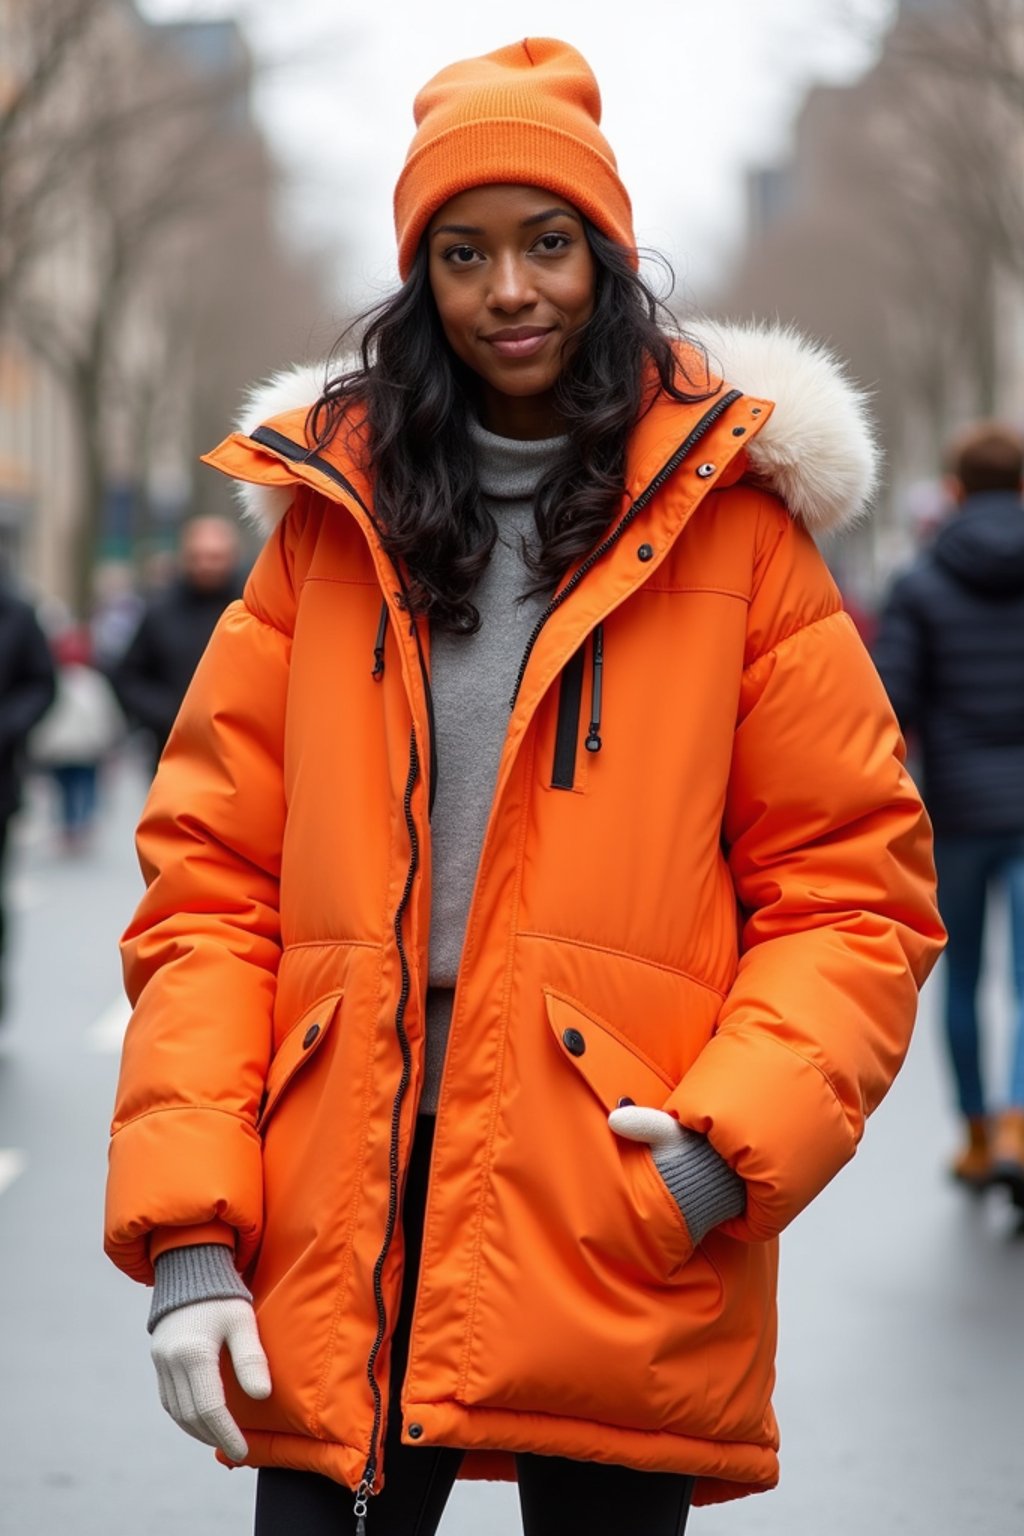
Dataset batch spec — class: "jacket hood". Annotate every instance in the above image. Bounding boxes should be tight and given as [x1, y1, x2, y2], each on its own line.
[229, 322, 880, 537]
[933, 491, 1024, 595]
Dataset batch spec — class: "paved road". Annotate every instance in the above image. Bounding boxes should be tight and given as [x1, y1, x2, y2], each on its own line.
[1, 753, 1021, 1535]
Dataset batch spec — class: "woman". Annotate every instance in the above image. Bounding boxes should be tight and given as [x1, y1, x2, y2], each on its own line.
[104, 37, 944, 1535]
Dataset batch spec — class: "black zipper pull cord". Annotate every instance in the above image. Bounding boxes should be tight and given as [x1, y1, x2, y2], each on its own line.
[585, 623, 604, 753]
[371, 598, 389, 680]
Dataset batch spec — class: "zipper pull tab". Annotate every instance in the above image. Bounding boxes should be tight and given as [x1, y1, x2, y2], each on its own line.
[354, 1473, 373, 1534]
[585, 622, 604, 753]
[372, 598, 389, 680]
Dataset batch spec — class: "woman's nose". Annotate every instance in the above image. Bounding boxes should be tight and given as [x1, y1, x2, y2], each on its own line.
[487, 253, 537, 313]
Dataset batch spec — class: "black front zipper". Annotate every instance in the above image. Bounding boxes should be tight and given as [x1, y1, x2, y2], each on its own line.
[249, 427, 432, 1528]
[509, 389, 743, 712]
[355, 728, 420, 1529]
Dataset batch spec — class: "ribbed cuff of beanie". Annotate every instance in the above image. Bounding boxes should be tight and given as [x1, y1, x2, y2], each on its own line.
[148, 1243, 252, 1334]
[652, 1130, 746, 1247]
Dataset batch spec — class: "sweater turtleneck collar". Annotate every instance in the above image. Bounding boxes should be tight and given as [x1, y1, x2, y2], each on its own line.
[467, 413, 570, 503]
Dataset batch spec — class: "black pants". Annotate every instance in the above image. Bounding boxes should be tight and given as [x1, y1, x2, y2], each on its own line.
[255, 1118, 695, 1536]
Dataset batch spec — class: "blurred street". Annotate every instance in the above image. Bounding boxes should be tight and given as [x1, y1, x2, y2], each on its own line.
[0, 753, 1022, 1536]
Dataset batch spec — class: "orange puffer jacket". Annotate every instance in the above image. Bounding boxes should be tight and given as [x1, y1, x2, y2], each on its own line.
[105, 325, 944, 1508]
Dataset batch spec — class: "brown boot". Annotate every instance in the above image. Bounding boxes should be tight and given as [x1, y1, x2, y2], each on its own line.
[950, 1116, 991, 1189]
[989, 1109, 1024, 1206]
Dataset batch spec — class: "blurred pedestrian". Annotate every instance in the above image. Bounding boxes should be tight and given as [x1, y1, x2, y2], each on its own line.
[874, 421, 1024, 1199]
[104, 38, 943, 1533]
[29, 626, 125, 854]
[0, 574, 56, 1018]
[90, 561, 144, 672]
[110, 516, 243, 772]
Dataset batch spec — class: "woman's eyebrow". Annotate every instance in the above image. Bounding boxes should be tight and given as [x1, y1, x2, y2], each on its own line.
[520, 206, 579, 227]
[431, 207, 580, 239]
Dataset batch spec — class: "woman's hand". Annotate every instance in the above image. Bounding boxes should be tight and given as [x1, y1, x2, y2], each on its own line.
[608, 1103, 685, 1157]
[609, 1104, 747, 1246]
[150, 1297, 271, 1461]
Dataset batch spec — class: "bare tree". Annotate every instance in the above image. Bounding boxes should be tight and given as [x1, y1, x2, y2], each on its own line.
[716, 0, 1024, 566]
[4, 2, 328, 611]
[0, 0, 108, 309]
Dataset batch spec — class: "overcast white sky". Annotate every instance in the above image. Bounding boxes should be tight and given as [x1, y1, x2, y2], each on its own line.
[140, 0, 897, 309]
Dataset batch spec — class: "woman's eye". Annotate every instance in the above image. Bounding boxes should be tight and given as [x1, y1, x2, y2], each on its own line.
[535, 233, 569, 253]
[445, 245, 479, 265]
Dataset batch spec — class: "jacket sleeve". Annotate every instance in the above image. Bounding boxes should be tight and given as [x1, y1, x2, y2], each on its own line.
[871, 570, 926, 734]
[104, 505, 301, 1284]
[0, 600, 56, 755]
[665, 497, 945, 1244]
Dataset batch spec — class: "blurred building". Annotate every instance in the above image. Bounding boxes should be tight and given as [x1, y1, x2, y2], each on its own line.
[716, 0, 1024, 590]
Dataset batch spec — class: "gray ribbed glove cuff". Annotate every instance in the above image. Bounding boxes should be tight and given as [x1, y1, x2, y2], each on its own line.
[653, 1130, 746, 1246]
[148, 1243, 252, 1334]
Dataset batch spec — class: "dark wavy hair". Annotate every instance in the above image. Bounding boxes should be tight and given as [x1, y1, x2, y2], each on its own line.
[309, 221, 714, 633]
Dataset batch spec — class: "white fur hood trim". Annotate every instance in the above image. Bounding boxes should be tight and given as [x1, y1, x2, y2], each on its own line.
[229, 323, 879, 535]
[687, 321, 880, 534]
[232, 364, 331, 532]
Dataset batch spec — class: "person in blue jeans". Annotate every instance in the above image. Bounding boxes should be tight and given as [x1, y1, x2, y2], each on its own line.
[874, 421, 1024, 1199]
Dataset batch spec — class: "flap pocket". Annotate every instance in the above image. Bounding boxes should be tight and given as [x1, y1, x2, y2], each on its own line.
[543, 988, 674, 1112]
[258, 987, 344, 1131]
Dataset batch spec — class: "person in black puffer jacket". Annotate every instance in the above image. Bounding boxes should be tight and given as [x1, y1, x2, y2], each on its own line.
[874, 421, 1024, 1199]
[111, 517, 244, 775]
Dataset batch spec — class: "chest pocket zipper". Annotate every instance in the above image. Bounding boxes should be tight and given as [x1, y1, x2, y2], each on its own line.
[551, 623, 604, 791]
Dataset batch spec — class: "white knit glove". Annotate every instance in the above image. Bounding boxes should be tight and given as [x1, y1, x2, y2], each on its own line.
[149, 1297, 271, 1461]
[608, 1104, 685, 1156]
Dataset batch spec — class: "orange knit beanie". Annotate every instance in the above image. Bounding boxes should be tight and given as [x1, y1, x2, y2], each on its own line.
[394, 38, 636, 280]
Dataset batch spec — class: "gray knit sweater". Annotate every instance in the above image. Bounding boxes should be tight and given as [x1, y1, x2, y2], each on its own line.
[148, 418, 745, 1331]
[422, 416, 561, 1111]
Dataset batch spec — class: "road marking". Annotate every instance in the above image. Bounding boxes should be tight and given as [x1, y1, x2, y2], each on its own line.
[87, 995, 132, 1053]
[0, 1149, 27, 1197]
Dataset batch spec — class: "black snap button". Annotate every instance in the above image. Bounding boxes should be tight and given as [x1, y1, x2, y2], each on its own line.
[408, 1422, 424, 1439]
[617, 1096, 635, 1108]
[751, 407, 762, 416]
[637, 543, 654, 562]
[732, 426, 746, 436]
[302, 1024, 320, 1049]
[562, 1027, 586, 1057]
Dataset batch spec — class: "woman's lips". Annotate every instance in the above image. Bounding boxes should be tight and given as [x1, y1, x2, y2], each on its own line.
[486, 329, 554, 358]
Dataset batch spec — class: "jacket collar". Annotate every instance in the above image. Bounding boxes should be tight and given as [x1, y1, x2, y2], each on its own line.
[206, 321, 880, 540]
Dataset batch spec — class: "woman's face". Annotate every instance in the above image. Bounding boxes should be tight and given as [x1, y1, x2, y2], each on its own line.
[427, 183, 597, 439]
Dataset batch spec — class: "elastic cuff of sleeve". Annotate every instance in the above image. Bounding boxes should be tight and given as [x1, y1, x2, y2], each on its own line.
[147, 1243, 252, 1334]
[653, 1129, 747, 1246]
[149, 1219, 237, 1263]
